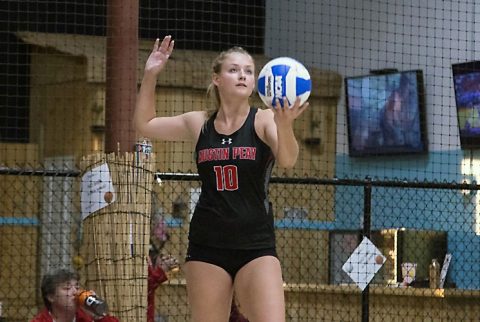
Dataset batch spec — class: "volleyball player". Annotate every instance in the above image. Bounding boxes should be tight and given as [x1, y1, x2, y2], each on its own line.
[134, 35, 308, 322]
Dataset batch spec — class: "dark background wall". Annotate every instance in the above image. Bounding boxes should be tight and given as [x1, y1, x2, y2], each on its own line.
[0, 0, 265, 142]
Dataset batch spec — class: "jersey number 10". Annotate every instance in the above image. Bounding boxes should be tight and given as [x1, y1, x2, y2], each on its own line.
[213, 165, 239, 191]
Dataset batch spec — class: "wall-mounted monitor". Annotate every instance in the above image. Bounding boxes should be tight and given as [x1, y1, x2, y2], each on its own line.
[452, 61, 480, 149]
[345, 70, 427, 157]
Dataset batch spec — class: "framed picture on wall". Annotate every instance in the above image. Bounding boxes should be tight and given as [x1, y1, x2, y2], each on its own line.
[345, 70, 427, 157]
[452, 60, 480, 148]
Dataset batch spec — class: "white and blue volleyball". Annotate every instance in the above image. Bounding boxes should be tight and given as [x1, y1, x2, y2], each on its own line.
[257, 57, 311, 108]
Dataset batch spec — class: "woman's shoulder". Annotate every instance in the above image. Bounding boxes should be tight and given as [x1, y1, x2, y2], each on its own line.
[30, 308, 52, 322]
[183, 110, 208, 141]
[254, 106, 274, 124]
[253, 106, 276, 148]
[183, 110, 208, 121]
[185, 110, 209, 127]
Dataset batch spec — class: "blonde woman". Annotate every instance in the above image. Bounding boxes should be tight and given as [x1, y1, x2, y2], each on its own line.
[134, 35, 308, 322]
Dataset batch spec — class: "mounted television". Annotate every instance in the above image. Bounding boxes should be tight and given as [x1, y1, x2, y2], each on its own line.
[345, 70, 427, 157]
[452, 61, 480, 149]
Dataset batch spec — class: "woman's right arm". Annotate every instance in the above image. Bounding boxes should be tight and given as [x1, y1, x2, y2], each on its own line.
[134, 36, 204, 142]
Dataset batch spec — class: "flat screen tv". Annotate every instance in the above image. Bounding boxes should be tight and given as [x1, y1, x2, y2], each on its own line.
[452, 61, 480, 148]
[345, 70, 427, 157]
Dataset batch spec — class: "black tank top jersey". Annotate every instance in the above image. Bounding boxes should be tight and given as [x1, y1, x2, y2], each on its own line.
[190, 107, 275, 249]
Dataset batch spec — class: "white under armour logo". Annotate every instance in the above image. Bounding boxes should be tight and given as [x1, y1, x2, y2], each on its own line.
[221, 138, 232, 145]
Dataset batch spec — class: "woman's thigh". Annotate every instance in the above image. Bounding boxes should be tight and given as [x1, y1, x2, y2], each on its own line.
[183, 261, 233, 322]
[233, 256, 285, 322]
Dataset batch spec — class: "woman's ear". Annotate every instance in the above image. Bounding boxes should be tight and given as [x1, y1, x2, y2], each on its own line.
[47, 293, 55, 304]
[212, 73, 220, 86]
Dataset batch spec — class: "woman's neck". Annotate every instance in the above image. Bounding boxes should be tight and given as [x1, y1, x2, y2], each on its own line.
[215, 105, 249, 133]
[50, 309, 75, 322]
[217, 102, 250, 120]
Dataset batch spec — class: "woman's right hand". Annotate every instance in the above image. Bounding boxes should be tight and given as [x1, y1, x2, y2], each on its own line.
[144, 35, 175, 76]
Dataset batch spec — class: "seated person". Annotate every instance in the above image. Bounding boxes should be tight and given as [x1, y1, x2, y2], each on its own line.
[147, 254, 179, 322]
[31, 268, 119, 322]
[147, 214, 179, 322]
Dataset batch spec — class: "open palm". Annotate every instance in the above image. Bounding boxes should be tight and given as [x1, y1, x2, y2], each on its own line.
[145, 35, 175, 75]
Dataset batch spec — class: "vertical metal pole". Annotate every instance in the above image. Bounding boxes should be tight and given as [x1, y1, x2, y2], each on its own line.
[362, 181, 372, 322]
[105, 0, 138, 153]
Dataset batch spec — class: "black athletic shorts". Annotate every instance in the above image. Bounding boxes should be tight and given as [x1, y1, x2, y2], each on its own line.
[185, 242, 278, 280]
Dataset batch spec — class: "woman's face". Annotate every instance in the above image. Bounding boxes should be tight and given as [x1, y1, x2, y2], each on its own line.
[49, 279, 80, 313]
[213, 52, 255, 99]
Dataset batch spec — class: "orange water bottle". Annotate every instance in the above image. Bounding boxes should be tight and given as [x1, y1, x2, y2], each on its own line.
[77, 290, 109, 317]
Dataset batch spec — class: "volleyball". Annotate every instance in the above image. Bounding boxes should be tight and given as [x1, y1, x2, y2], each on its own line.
[257, 57, 311, 108]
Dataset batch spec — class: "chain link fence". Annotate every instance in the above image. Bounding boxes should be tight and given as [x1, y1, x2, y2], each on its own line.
[1, 1, 480, 321]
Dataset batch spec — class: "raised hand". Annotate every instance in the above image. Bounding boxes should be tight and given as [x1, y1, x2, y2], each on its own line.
[272, 96, 309, 127]
[144, 35, 175, 75]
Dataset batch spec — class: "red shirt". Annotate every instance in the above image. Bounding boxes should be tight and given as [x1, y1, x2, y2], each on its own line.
[147, 264, 168, 322]
[30, 308, 119, 322]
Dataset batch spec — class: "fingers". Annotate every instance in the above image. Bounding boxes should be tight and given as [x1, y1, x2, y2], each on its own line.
[152, 38, 160, 52]
[152, 35, 175, 57]
[272, 96, 308, 110]
[272, 97, 288, 109]
[291, 97, 309, 110]
[158, 35, 174, 56]
[290, 97, 299, 108]
[167, 37, 175, 56]
[272, 98, 280, 108]
[300, 101, 310, 110]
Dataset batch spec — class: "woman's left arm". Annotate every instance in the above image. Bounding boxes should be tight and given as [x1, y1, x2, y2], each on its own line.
[263, 97, 309, 169]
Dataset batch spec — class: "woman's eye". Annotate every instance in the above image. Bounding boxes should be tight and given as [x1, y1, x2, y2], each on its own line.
[229, 68, 237, 72]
